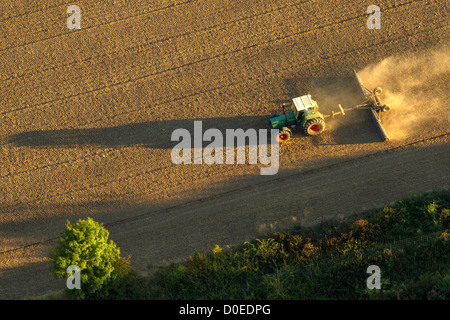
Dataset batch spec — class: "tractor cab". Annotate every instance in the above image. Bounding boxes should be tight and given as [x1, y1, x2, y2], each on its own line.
[292, 95, 320, 126]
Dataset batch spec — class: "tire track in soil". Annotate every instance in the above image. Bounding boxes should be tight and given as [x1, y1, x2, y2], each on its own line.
[0, 23, 445, 182]
[0, 0, 304, 82]
[0, 28, 443, 212]
[0, 0, 425, 83]
[0, 0, 430, 115]
[112, 137, 450, 263]
[1, 0, 440, 182]
[1, 131, 448, 256]
[0, 0, 447, 299]
[0, 134, 448, 300]
[0, 35, 446, 218]
[0, 1, 70, 22]
[0, 0, 197, 51]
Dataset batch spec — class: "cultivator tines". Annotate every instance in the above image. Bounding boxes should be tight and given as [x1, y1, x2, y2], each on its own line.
[353, 70, 391, 142]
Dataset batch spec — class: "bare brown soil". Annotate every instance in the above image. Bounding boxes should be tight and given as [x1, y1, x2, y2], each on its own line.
[0, 0, 448, 299]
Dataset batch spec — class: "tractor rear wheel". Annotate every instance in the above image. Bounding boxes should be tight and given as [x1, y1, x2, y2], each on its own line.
[304, 118, 325, 136]
[278, 127, 291, 142]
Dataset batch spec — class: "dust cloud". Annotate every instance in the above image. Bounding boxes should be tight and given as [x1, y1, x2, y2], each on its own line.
[358, 47, 450, 140]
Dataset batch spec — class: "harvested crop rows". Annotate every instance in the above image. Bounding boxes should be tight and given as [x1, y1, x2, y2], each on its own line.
[0, 0, 448, 299]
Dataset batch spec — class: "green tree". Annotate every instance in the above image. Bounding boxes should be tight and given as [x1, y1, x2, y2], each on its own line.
[50, 218, 121, 299]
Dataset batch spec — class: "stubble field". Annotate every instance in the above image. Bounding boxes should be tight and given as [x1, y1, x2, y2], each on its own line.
[0, 0, 448, 299]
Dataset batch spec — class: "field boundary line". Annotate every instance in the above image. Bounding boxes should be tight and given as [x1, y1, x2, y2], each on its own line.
[0, 1, 71, 23]
[0, 26, 446, 182]
[0, 0, 307, 82]
[0, 4, 443, 118]
[0, 0, 422, 56]
[0, 0, 197, 52]
[0, 131, 448, 256]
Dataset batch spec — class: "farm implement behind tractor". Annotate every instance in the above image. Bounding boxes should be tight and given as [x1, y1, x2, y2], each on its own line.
[351, 70, 391, 141]
[268, 70, 391, 142]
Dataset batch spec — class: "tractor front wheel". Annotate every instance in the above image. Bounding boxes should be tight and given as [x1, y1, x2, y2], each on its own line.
[304, 118, 325, 136]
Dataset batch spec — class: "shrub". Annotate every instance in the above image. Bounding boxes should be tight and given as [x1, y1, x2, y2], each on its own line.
[49, 218, 121, 299]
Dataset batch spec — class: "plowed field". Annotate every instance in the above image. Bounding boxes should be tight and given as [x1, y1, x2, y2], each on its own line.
[0, 0, 448, 299]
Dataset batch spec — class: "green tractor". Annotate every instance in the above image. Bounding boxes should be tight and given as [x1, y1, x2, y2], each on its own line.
[268, 95, 326, 142]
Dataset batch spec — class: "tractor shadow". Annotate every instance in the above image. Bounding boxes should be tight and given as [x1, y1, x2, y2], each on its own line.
[8, 113, 383, 148]
[7, 116, 273, 149]
[9, 73, 387, 149]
